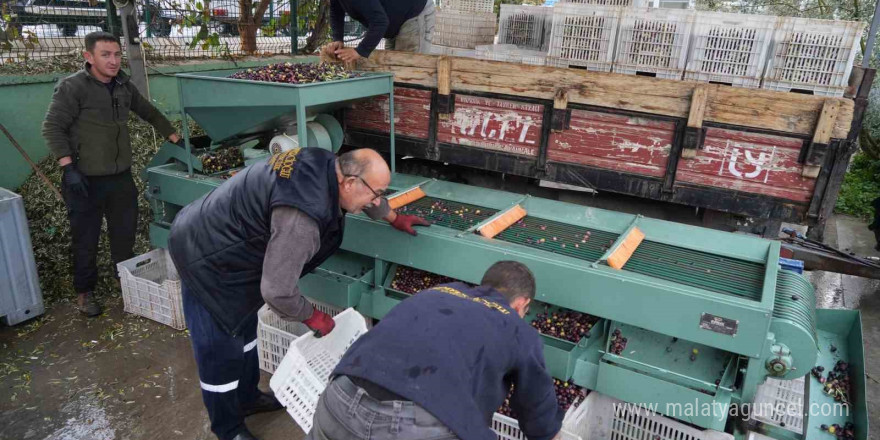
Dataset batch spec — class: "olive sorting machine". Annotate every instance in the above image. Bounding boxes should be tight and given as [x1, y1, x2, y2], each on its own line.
[145, 64, 868, 440]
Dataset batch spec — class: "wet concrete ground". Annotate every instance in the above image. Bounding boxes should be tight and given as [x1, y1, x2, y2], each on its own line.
[1, 180, 878, 440]
[0, 296, 301, 440]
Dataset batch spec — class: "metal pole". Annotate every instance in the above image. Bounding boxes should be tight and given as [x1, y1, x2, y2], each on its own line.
[269, 0, 274, 35]
[119, 1, 149, 97]
[291, 0, 298, 54]
[145, 2, 152, 38]
[863, 0, 880, 67]
[389, 77, 395, 174]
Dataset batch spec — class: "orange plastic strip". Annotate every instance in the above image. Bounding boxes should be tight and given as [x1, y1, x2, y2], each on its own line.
[478, 205, 527, 239]
[388, 187, 427, 210]
[607, 227, 645, 270]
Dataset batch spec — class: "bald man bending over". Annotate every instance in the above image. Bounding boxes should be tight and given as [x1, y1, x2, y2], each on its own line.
[168, 148, 429, 440]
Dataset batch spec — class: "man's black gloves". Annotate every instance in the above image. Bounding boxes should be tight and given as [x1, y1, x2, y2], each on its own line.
[62, 163, 89, 197]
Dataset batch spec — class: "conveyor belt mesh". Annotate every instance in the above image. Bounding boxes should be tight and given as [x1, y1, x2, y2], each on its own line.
[494, 216, 620, 263]
[392, 196, 768, 301]
[623, 241, 765, 301]
[396, 197, 498, 231]
[773, 270, 818, 341]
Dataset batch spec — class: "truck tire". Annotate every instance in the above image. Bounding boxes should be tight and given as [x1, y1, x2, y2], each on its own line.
[58, 23, 78, 37]
[150, 18, 171, 37]
[221, 22, 239, 36]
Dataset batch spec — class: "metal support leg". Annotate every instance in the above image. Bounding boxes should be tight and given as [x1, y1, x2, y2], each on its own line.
[177, 81, 194, 176]
[296, 106, 308, 149]
[388, 78, 396, 174]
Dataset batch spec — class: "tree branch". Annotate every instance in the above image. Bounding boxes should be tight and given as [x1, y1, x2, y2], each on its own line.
[254, 0, 272, 23]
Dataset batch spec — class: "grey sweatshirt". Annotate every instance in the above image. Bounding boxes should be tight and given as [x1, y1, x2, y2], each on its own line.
[261, 199, 390, 321]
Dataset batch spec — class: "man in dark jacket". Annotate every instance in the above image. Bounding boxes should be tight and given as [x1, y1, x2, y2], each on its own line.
[42, 31, 181, 317]
[321, 0, 435, 62]
[309, 261, 564, 440]
[168, 147, 428, 440]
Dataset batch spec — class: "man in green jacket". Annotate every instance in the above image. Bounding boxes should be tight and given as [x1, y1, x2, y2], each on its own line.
[42, 31, 181, 317]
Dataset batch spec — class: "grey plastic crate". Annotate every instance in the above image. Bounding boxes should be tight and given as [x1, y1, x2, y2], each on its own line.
[0, 188, 45, 326]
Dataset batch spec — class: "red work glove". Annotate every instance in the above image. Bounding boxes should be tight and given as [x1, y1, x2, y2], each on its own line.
[391, 214, 431, 236]
[302, 308, 335, 337]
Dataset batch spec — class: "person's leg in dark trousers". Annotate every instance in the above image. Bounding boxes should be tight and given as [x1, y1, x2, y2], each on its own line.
[63, 178, 103, 315]
[238, 315, 262, 409]
[103, 171, 138, 271]
[182, 284, 254, 440]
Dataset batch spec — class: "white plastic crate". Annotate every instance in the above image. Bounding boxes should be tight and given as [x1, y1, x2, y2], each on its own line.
[752, 376, 805, 434]
[444, 0, 494, 13]
[762, 17, 865, 97]
[258, 299, 373, 373]
[307, 296, 374, 329]
[684, 11, 777, 88]
[257, 305, 310, 373]
[269, 308, 370, 432]
[476, 45, 548, 65]
[434, 9, 497, 49]
[556, 0, 647, 6]
[613, 7, 694, 80]
[547, 4, 622, 71]
[428, 44, 479, 58]
[570, 392, 734, 440]
[117, 249, 185, 330]
[498, 5, 549, 50]
[493, 399, 586, 440]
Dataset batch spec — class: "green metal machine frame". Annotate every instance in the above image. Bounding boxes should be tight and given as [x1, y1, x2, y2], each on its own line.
[145, 66, 868, 440]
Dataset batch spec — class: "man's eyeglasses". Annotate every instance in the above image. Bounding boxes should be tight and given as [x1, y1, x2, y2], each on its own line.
[345, 174, 384, 200]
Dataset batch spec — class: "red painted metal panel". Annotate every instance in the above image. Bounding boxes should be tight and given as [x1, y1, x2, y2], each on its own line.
[436, 95, 543, 157]
[547, 110, 675, 178]
[676, 128, 815, 202]
[345, 87, 431, 140]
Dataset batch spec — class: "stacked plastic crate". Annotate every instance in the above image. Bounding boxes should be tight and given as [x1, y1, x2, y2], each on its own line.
[476, 44, 549, 65]
[761, 17, 865, 97]
[612, 7, 695, 79]
[433, 0, 497, 50]
[498, 4, 550, 50]
[546, 3, 622, 71]
[684, 11, 776, 88]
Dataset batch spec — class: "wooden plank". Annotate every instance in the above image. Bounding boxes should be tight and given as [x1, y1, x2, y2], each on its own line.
[675, 127, 817, 202]
[687, 85, 709, 129]
[548, 109, 675, 178]
[345, 87, 432, 140]
[554, 88, 569, 110]
[437, 56, 451, 96]
[357, 51, 855, 139]
[683, 85, 709, 158]
[812, 99, 840, 146]
[437, 94, 544, 157]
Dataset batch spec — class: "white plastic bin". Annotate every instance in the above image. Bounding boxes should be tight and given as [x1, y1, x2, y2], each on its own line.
[762, 17, 865, 97]
[752, 376, 805, 434]
[613, 7, 695, 80]
[0, 188, 44, 326]
[444, 0, 494, 13]
[269, 308, 371, 432]
[547, 4, 622, 71]
[570, 392, 734, 440]
[498, 5, 549, 50]
[117, 248, 185, 330]
[684, 11, 777, 88]
[434, 9, 497, 49]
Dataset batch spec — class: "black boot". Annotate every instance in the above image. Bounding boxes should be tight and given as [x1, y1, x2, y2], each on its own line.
[77, 292, 102, 317]
[242, 391, 284, 417]
[230, 428, 258, 440]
